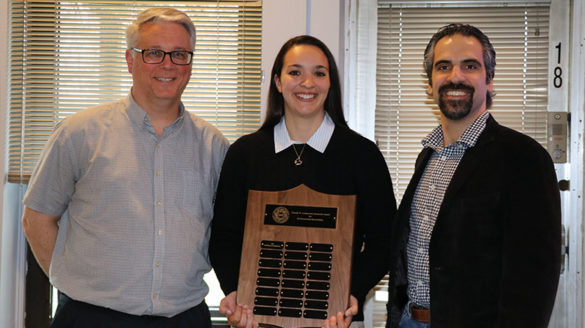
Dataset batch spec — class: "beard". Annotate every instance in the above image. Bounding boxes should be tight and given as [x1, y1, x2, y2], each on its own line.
[438, 83, 474, 120]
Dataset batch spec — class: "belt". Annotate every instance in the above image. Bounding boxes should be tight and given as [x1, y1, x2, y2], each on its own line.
[409, 303, 430, 323]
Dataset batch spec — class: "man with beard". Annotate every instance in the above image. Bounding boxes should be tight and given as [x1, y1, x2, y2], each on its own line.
[386, 24, 561, 328]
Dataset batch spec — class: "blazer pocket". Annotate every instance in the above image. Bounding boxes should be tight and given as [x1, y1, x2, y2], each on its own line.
[456, 192, 503, 253]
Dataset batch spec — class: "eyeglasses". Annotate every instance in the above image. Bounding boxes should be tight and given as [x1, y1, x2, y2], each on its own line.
[132, 48, 193, 65]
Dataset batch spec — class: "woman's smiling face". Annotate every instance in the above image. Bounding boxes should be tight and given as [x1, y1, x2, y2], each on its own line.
[275, 44, 331, 121]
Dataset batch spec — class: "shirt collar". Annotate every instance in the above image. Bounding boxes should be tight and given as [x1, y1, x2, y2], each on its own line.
[423, 111, 490, 150]
[274, 112, 335, 154]
[126, 93, 185, 135]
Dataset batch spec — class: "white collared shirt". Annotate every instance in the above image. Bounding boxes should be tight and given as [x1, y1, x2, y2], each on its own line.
[273, 112, 335, 154]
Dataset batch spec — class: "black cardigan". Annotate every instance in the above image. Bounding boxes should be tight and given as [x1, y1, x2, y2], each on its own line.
[210, 125, 397, 320]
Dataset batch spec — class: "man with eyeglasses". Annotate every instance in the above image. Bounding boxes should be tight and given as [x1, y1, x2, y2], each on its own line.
[21, 7, 228, 327]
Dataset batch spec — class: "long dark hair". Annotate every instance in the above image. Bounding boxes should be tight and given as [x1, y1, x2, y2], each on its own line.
[261, 35, 347, 130]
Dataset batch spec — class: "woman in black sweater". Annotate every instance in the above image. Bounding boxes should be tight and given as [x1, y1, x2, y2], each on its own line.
[210, 35, 396, 328]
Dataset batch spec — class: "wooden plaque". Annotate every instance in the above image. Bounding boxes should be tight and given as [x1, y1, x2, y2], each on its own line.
[237, 184, 356, 328]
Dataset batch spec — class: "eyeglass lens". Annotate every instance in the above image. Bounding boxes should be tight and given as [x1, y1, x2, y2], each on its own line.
[143, 49, 192, 65]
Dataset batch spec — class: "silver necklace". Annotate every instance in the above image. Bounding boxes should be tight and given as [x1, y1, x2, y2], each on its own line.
[292, 143, 307, 166]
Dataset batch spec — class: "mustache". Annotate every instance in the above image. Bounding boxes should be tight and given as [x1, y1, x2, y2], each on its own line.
[438, 83, 474, 94]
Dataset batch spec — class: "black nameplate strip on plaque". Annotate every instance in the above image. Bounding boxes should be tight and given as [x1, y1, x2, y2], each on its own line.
[280, 289, 304, 299]
[282, 270, 306, 279]
[279, 298, 303, 308]
[258, 259, 282, 268]
[305, 291, 329, 300]
[264, 205, 337, 228]
[256, 287, 279, 297]
[255, 297, 278, 306]
[285, 242, 309, 250]
[261, 240, 284, 249]
[304, 300, 329, 310]
[254, 306, 277, 316]
[260, 250, 283, 259]
[307, 271, 330, 280]
[309, 253, 332, 261]
[304, 310, 328, 319]
[283, 260, 306, 269]
[308, 262, 331, 271]
[279, 308, 302, 318]
[284, 251, 308, 260]
[257, 278, 280, 287]
[281, 279, 305, 289]
[306, 281, 330, 290]
[258, 269, 281, 277]
[309, 243, 333, 252]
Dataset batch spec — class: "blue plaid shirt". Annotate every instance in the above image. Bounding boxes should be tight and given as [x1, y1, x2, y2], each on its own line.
[406, 111, 489, 307]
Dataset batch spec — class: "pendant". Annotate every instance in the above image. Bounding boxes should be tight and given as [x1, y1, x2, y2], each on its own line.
[294, 158, 303, 166]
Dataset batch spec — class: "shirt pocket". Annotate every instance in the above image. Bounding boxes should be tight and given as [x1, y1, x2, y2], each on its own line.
[181, 170, 213, 220]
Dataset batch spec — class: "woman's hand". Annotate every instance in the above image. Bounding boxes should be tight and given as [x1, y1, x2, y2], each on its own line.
[322, 295, 358, 328]
[219, 291, 259, 328]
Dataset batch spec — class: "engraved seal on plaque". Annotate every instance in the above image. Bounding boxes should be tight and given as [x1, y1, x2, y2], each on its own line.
[272, 206, 290, 224]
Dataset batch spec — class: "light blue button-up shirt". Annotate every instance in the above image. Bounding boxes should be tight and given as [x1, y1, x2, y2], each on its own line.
[24, 95, 229, 316]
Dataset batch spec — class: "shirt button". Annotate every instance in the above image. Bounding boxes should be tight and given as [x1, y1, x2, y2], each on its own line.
[417, 280, 423, 286]
[157, 201, 162, 206]
[153, 293, 157, 299]
[423, 215, 429, 221]
[155, 262, 160, 267]
[156, 171, 161, 176]
[158, 230, 163, 235]
[441, 155, 447, 161]
[418, 248, 424, 254]
[429, 184, 436, 191]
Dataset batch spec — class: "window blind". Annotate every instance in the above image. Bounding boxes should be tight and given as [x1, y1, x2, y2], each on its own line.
[8, 0, 262, 183]
[376, 3, 550, 201]
[372, 3, 549, 327]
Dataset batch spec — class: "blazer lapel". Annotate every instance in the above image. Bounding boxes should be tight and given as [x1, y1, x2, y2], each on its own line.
[439, 116, 500, 212]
